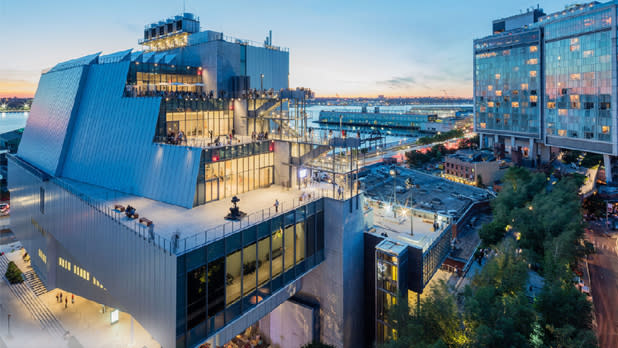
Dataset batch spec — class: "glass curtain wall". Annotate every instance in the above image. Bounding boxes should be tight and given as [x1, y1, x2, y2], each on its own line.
[158, 98, 233, 143]
[195, 143, 274, 206]
[474, 29, 541, 136]
[177, 201, 324, 348]
[545, 27, 612, 141]
[376, 251, 398, 344]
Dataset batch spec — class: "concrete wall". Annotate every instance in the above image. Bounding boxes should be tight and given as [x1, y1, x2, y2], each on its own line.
[9, 158, 178, 348]
[300, 196, 366, 348]
[259, 299, 315, 348]
[274, 141, 291, 187]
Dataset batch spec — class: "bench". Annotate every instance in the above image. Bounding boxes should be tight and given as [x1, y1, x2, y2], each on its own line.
[114, 204, 125, 212]
[139, 217, 153, 226]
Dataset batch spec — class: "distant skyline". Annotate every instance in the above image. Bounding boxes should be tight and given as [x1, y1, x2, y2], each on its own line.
[0, 0, 573, 98]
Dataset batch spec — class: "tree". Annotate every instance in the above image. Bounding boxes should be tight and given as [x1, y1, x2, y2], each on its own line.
[381, 281, 467, 348]
[463, 240, 536, 348]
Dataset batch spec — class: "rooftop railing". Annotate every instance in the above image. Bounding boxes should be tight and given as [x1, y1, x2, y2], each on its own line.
[176, 186, 355, 255]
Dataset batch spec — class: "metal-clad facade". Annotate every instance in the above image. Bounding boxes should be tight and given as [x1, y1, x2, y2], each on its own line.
[9, 157, 177, 348]
[246, 46, 289, 91]
[17, 66, 87, 175]
[60, 61, 201, 208]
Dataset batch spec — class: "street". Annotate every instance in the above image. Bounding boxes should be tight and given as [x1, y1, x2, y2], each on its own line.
[587, 221, 618, 348]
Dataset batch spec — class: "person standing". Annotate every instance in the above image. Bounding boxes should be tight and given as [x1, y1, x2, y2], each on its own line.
[274, 199, 279, 213]
[71, 294, 74, 304]
[56, 294, 59, 303]
[60, 293, 63, 303]
[64, 297, 67, 309]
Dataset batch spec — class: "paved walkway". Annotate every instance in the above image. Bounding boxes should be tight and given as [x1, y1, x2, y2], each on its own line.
[0, 254, 65, 337]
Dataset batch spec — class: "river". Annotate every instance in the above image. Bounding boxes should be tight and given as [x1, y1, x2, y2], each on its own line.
[0, 112, 28, 134]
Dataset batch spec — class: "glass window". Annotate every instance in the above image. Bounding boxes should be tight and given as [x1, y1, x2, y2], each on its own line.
[242, 243, 257, 296]
[207, 257, 225, 317]
[186, 266, 206, 330]
[295, 222, 305, 264]
[284, 225, 295, 271]
[272, 227, 283, 278]
[226, 250, 241, 305]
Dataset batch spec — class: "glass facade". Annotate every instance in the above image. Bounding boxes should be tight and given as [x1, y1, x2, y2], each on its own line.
[194, 142, 275, 205]
[156, 98, 234, 144]
[126, 62, 203, 95]
[176, 200, 325, 348]
[474, 29, 541, 136]
[544, 25, 612, 142]
[375, 250, 400, 344]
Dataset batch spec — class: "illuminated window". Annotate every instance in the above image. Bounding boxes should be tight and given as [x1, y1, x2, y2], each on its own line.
[558, 129, 567, 136]
[529, 45, 538, 52]
[570, 44, 580, 52]
[602, 126, 610, 134]
[504, 113, 510, 119]
[570, 38, 579, 45]
[530, 95, 538, 102]
[529, 71, 537, 77]
[487, 101, 494, 107]
[480, 106, 486, 112]
[511, 102, 519, 108]
[495, 74, 501, 80]
[521, 83, 528, 90]
[502, 49, 510, 56]
[495, 90, 502, 96]
[526, 58, 538, 65]
[487, 85, 493, 91]
[583, 72, 595, 80]
[583, 50, 594, 58]
[38, 249, 47, 264]
[570, 73, 580, 80]
[570, 95, 580, 102]
[480, 122, 487, 129]
[558, 109, 567, 116]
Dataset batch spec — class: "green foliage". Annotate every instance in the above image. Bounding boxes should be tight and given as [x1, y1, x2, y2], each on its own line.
[5, 261, 23, 284]
[463, 240, 536, 348]
[381, 281, 468, 348]
[417, 129, 465, 145]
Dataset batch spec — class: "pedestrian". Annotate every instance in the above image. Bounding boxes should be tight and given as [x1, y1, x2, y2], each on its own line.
[65, 297, 67, 309]
[56, 294, 59, 303]
[60, 292, 63, 302]
[274, 199, 279, 213]
[71, 294, 74, 304]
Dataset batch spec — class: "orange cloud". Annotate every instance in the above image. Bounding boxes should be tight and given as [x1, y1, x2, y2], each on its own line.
[0, 80, 36, 98]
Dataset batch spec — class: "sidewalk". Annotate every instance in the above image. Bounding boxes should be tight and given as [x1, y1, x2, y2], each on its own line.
[0, 246, 160, 348]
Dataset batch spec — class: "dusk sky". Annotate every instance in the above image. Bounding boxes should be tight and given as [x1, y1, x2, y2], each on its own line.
[0, 0, 572, 98]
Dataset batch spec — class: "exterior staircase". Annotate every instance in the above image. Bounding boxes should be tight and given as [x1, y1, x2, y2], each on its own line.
[0, 254, 65, 337]
[23, 269, 48, 297]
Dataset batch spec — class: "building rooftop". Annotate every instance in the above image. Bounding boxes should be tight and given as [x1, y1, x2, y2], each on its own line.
[446, 149, 496, 163]
[60, 178, 337, 253]
[362, 165, 491, 219]
[370, 208, 449, 252]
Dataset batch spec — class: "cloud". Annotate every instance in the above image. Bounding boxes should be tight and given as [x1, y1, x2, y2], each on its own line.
[378, 75, 417, 89]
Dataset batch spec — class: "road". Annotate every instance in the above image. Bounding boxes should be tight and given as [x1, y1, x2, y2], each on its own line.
[587, 220, 618, 347]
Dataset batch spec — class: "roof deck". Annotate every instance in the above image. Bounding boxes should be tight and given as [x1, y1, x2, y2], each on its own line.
[59, 179, 344, 254]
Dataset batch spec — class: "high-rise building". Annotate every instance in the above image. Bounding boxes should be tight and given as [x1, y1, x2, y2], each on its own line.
[474, 2, 618, 180]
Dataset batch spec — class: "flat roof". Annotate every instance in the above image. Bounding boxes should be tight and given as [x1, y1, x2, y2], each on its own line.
[370, 207, 449, 252]
[362, 165, 490, 219]
[61, 179, 327, 245]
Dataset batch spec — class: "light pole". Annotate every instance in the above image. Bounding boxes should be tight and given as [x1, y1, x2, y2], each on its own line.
[390, 168, 396, 217]
[260, 74, 264, 92]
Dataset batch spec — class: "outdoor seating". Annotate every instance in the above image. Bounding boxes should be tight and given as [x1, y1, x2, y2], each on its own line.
[139, 217, 153, 226]
[114, 204, 125, 212]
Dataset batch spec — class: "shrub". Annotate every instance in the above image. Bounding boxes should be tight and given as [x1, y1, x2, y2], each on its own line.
[5, 261, 23, 284]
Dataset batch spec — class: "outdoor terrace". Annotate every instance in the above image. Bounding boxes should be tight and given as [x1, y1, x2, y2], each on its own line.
[57, 179, 350, 255]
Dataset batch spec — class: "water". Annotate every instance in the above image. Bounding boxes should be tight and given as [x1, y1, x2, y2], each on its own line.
[0, 112, 28, 134]
[303, 104, 469, 143]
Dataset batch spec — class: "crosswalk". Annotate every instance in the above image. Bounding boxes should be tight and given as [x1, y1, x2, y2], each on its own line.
[0, 254, 66, 337]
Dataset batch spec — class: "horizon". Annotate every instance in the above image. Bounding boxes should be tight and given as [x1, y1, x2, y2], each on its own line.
[0, 0, 572, 99]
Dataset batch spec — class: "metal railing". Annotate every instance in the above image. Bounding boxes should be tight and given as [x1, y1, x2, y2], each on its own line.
[177, 187, 345, 254]
[49, 178, 176, 255]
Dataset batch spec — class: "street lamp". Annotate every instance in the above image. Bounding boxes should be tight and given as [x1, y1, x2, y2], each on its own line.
[260, 74, 264, 92]
[389, 168, 397, 217]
